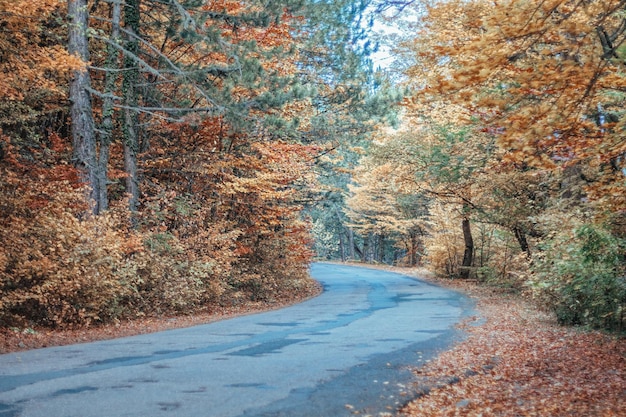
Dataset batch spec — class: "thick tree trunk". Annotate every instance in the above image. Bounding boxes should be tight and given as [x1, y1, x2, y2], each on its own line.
[122, 0, 141, 212]
[96, 0, 122, 212]
[68, 0, 99, 214]
[460, 215, 474, 279]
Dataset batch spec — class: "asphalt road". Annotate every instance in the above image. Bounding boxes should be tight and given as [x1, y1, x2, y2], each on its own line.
[0, 263, 473, 417]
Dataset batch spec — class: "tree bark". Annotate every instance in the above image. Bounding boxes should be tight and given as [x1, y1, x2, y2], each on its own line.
[69, 0, 99, 214]
[338, 227, 346, 262]
[377, 233, 385, 263]
[347, 228, 356, 260]
[513, 225, 531, 258]
[96, 0, 122, 212]
[409, 230, 420, 266]
[122, 0, 141, 212]
[460, 214, 474, 278]
[362, 233, 370, 263]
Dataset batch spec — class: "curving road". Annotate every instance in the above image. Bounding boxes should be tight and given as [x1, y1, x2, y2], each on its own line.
[0, 263, 472, 417]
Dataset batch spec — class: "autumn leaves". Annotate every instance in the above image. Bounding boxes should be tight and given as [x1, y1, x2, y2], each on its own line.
[346, 0, 625, 330]
[0, 0, 326, 328]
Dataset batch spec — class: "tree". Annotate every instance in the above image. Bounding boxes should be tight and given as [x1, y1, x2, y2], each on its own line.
[362, 108, 491, 275]
[95, 0, 122, 212]
[1, 0, 385, 327]
[65, 0, 315, 213]
[121, 0, 141, 212]
[0, 0, 82, 164]
[413, 0, 626, 212]
[346, 159, 428, 265]
[297, 0, 404, 262]
[68, 0, 100, 213]
[0, 0, 81, 111]
[353, 0, 626, 328]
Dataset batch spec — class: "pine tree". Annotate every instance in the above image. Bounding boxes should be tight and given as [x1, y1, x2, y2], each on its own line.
[68, 0, 100, 213]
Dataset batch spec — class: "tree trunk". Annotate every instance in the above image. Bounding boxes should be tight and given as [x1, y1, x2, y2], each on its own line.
[353, 243, 364, 261]
[460, 215, 474, 279]
[410, 231, 419, 266]
[68, 0, 99, 214]
[338, 227, 346, 262]
[513, 225, 531, 258]
[377, 233, 385, 263]
[347, 228, 356, 260]
[334, 207, 346, 261]
[96, 0, 122, 212]
[122, 0, 141, 212]
[362, 233, 370, 263]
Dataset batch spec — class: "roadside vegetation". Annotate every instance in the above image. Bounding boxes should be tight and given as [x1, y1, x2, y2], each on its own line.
[340, 2, 626, 412]
[0, 2, 624, 414]
[0, 0, 395, 330]
[314, 0, 626, 334]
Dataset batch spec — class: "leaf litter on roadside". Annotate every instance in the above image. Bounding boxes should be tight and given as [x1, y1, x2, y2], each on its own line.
[400, 282, 625, 417]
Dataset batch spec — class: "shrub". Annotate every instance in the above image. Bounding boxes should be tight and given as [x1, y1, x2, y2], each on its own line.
[117, 232, 230, 315]
[0, 134, 317, 328]
[0, 188, 136, 328]
[529, 222, 626, 331]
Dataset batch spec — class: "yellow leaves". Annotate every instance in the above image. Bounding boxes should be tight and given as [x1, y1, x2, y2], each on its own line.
[0, 186, 134, 327]
[403, 0, 626, 204]
[478, 97, 507, 110]
[0, 47, 316, 330]
[345, 158, 427, 240]
[214, 142, 318, 215]
[599, 71, 626, 90]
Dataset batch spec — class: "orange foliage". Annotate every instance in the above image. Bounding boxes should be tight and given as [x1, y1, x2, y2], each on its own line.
[137, 112, 319, 303]
[0, 0, 82, 102]
[0, 128, 234, 326]
[1, 0, 318, 329]
[0, 134, 135, 327]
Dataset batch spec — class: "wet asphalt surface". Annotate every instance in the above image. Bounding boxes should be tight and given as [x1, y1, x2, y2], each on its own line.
[0, 263, 473, 417]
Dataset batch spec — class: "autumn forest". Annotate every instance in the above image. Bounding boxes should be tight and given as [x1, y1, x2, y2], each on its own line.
[0, 0, 624, 335]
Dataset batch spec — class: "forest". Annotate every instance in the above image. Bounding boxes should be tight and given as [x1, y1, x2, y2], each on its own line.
[0, 0, 624, 333]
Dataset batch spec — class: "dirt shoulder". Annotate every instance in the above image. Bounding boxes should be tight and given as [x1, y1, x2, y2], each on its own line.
[391, 266, 626, 417]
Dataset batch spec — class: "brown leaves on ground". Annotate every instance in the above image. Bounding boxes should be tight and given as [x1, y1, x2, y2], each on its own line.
[400, 277, 626, 417]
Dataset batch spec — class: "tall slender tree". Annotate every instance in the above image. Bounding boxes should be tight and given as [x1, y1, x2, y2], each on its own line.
[122, 0, 141, 211]
[96, 0, 122, 212]
[68, 0, 100, 213]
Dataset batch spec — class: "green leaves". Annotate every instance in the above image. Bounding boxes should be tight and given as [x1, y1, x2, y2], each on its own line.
[531, 222, 626, 330]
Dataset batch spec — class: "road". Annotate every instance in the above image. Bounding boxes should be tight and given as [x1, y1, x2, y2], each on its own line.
[0, 263, 472, 417]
